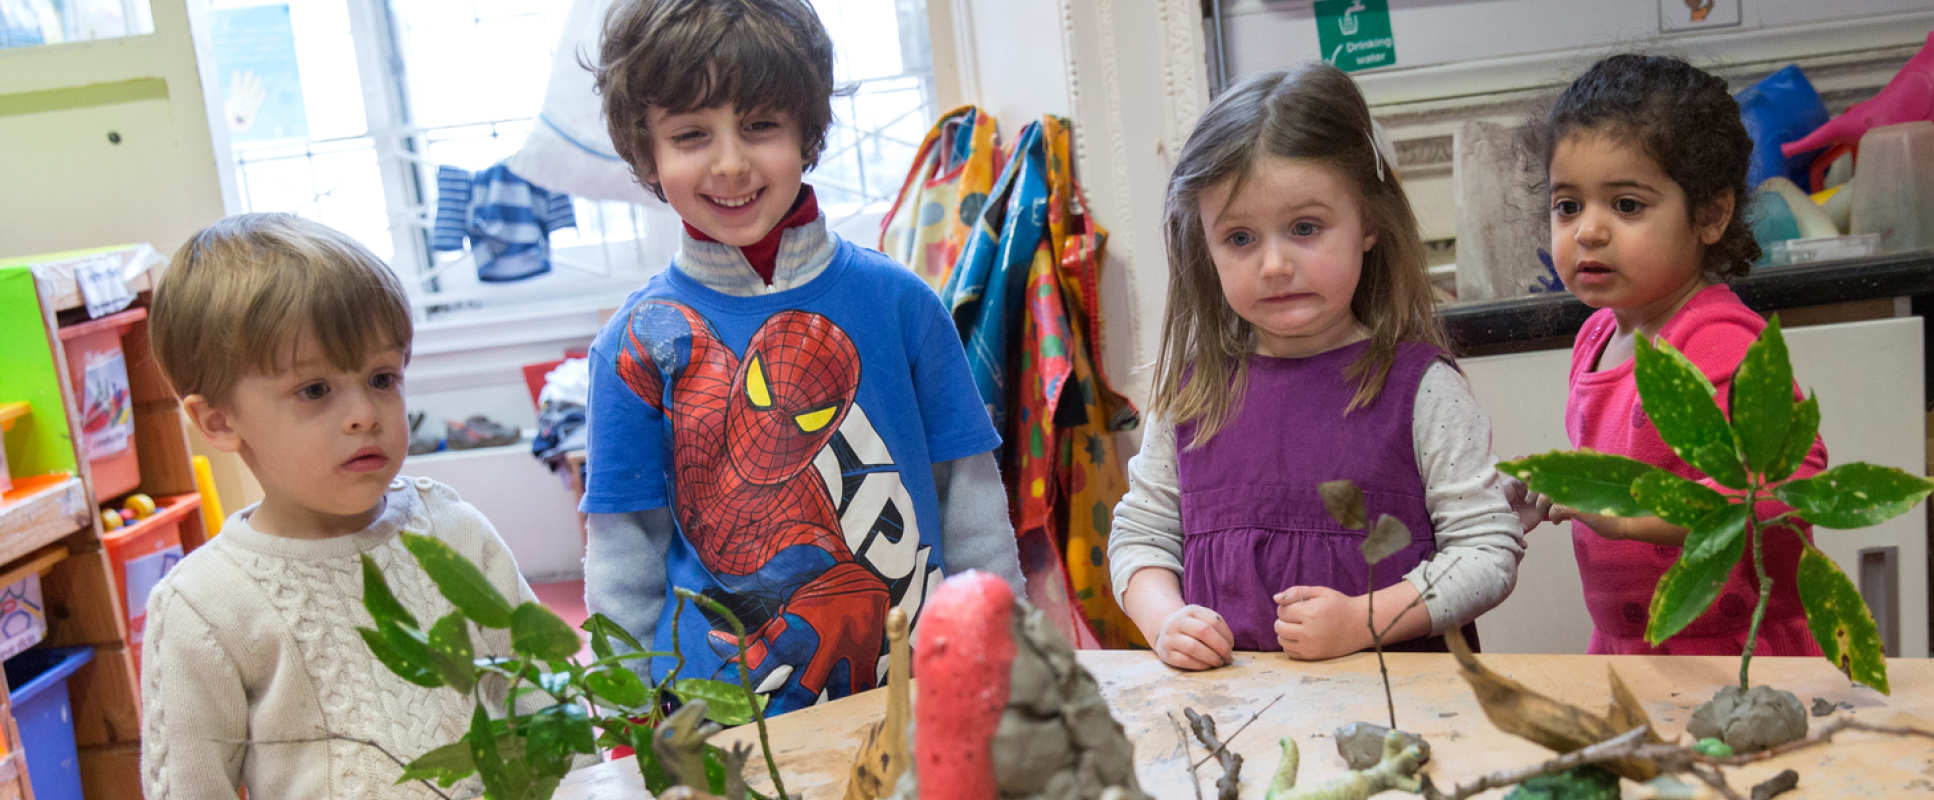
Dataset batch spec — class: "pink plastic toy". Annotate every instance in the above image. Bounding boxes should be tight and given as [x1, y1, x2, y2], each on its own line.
[1782, 31, 1934, 158]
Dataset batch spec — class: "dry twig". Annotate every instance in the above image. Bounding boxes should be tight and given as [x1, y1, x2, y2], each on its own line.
[1185, 708, 1242, 800]
[1190, 694, 1284, 770]
[1169, 711, 1204, 800]
[1422, 717, 1934, 800]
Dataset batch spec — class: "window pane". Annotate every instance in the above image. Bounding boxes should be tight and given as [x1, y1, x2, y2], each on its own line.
[388, 0, 567, 130]
[1, 0, 153, 49]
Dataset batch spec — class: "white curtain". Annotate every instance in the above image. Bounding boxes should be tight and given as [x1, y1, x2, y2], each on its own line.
[506, 0, 664, 207]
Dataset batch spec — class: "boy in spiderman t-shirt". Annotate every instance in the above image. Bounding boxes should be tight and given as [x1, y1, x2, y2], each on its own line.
[580, 0, 1022, 715]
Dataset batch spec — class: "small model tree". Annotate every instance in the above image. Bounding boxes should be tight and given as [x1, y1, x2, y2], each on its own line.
[1499, 317, 1928, 700]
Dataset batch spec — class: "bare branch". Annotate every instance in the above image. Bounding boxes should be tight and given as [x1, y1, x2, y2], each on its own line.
[1168, 711, 1204, 800]
[1421, 717, 1934, 800]
[1418, 725, 1650, 800]
[1190, 694, 1283, 770]
[1185, 708, 1242, 800]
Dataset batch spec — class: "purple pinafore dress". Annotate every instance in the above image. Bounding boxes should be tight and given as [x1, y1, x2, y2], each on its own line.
[1176, 340, 1479, 653]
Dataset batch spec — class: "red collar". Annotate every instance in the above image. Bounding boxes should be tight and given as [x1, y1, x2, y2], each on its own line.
[682, 187, 819, 285]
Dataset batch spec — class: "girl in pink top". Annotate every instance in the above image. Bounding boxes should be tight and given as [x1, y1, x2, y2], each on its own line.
[1531, 54, 1827, 656]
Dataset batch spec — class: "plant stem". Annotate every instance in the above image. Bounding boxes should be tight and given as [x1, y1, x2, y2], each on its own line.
[676, 588, 789, 800]
[1739, 485, 1772, 690]
[1367, 562, 1396, 730]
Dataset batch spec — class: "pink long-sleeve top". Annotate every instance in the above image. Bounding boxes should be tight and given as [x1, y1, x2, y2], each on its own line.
[1566, 284, 1827, 656]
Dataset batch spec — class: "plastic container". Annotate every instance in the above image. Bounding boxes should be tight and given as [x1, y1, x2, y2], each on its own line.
[55, 308, 147, 504]
[101, 492, 197, 676]
[1849, 121, 1934, 254]
[5, 646, 95, 800]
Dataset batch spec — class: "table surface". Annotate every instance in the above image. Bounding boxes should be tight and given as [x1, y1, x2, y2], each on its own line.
[555, 650, 1934, 799]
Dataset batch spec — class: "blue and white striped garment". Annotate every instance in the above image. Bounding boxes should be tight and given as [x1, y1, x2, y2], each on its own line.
[432, 163, 578, 282]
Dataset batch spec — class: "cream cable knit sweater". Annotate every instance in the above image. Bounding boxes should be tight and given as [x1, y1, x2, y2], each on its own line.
[139, 476, 535, 799]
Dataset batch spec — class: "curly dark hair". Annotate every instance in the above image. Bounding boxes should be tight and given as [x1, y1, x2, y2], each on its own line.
[1527, 53, 1758, 281]
[591, 0, 835, 201]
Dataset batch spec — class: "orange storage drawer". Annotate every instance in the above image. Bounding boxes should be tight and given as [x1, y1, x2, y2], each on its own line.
[101, 492, 197, 676]
[57, 308, 148, 504]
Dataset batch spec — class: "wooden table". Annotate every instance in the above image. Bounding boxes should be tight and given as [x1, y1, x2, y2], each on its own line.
[556, 651, 1934, 798]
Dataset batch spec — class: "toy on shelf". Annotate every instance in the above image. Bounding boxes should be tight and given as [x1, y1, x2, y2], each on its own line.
[1780, 31, 1934, 158]
[97, 492, 155, 533]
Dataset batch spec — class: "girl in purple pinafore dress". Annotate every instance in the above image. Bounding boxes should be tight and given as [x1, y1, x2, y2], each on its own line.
[1107, 64, 1532, 671]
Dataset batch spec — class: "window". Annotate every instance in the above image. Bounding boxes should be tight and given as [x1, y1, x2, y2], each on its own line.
[206, 0, 936, 324]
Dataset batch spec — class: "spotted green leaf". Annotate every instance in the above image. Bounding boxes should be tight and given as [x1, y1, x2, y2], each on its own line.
[1730, 316, 1795, 475]
[1360, 514, 1409, 566]
[426, 611, 477, 694]
[1633, 336, 1747, 489]
[466, 704, 511, 800]
[1775, 462, 1934, 529]
[582, 613, 645, 661]
[396, 740, 475, 788]
[360, 553, 417, 629]
[358, 624, 442, 688]
[672, 677, 766, 727]
[1797, 545, 1890, 694]
[585, 664, 653, 708]
[1763, 393, 1821, 484]
[402, 532, 514, 628]
[511, 602, 583, 662]
[525, 702, 599, 769]
[1645, 503, 1750, 645]
[1630, 470, 1730, 528]
[1497, 451, 1653, 518]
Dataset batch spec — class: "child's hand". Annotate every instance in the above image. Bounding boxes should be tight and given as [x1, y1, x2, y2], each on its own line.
[1154, 605, 1234, 670]
[1273, 585, 1371, 660]
[1503, 476, 1555, 532]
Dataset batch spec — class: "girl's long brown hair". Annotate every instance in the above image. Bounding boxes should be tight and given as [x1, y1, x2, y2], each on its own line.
[1151, 63, 1446, 448]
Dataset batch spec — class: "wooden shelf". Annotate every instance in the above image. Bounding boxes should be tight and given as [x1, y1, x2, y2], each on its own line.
[0, 474, 88, 567]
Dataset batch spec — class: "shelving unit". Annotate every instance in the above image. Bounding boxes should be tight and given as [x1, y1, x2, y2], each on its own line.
[1, 248, 206, 799]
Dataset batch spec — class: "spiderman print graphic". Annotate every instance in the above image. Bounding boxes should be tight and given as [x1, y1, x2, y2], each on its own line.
[617, 299, 891, 709]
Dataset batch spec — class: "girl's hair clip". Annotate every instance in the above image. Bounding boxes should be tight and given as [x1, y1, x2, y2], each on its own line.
[1367, 119, 1394, 183]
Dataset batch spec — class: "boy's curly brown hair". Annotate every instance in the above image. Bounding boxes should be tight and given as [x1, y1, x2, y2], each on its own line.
[592, 0, 835, 201]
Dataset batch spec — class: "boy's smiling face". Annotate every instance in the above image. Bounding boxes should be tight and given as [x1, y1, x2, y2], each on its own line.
[645, 104, 806, 246]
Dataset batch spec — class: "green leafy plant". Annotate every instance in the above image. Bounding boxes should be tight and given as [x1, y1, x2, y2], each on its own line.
[1499, 317, 1931, 693]
[358, 532, 789, 799]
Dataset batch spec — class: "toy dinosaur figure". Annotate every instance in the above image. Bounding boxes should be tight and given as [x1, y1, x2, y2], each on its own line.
[653, 700, 753, 800]
[1263, 730, 1425, 800]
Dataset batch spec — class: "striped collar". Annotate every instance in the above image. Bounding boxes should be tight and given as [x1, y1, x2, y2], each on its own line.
[673, 211, 837, 297]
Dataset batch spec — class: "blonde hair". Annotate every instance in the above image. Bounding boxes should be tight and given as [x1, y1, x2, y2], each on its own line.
[150, 213, 412, 403]
[1152, 64, 1445, 447]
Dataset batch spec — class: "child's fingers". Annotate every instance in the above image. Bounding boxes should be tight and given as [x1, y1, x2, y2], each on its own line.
[1173, 611, 1233, 662]
[1271, 585, 1322, 607]
[1549, 504, 1580, 523]
[1160, 633, 1225, 670]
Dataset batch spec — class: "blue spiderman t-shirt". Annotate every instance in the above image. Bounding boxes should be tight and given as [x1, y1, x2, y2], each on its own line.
[581, 236, 999, 714]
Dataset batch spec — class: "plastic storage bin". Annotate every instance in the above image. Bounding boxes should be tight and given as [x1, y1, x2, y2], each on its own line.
[102, 492, 197, 676]
[5, 646, 95, 800]
[55, 308, 147, 504]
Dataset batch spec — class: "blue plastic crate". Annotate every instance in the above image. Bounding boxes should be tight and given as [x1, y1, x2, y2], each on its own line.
[5, 646, 94, 800]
